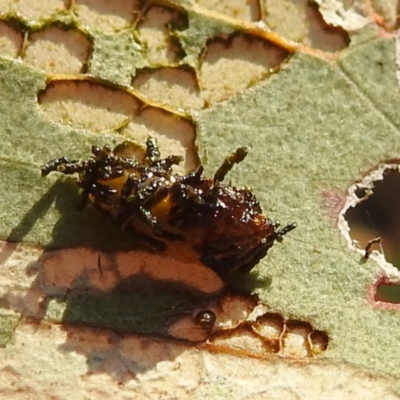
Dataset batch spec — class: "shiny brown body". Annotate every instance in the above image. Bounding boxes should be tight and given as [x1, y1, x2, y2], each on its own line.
[41, 138, 296, 275]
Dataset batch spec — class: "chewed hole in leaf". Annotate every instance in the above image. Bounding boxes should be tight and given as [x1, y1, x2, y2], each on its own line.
[196, 0, 260, 22]
[137, 5, 187, 66]
[0, 20, 23, 58]
[38, 79, 141, 131]
[121, 107, 198, 172]
[74, 0, 141, 33]
[375, 282, 400, 304]
[281, 320, 313, 358]
[264, 0, 309, 42]
[251, 312, 284, 353]
[252, 313, 284, 340]
[24, 25, 92, 75]
[309, 330, 329, 354]
[132, 66, 203, 110]
[264, 0, 350, 50]
[345, 167, 400, 268]
[303, 2, 350, 52]
[38, 78, 197, 170]
[12, 0, 69, 24]
[199, 33, 290, 104]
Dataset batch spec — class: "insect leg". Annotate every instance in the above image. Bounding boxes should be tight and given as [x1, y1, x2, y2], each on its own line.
[179, 166, 204, 185]
[146, 137, 161, 163]
[118, 157, 139, 169]
[40, 157, 81, 176]
[103, 170, 169, 249]
[159, 155, 184, 171]
[76, 182, 117, 211]
[91, 145, 111, 158]
[274, 222, 297, 242]
[213, 147, 248, 183]
[138, 205, 164, 236]
[89, 182, 117, 202]
[91, 145, 140, 173]
[96, 165, 125, 181]
[170, 182, 205, 204]
[118, 173, 169, 237]
[364, 236, 382, 259]
[120, 174, 139, 206]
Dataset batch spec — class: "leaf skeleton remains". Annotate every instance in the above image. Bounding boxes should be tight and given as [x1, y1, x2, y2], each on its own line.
[41, 137, 296, 275]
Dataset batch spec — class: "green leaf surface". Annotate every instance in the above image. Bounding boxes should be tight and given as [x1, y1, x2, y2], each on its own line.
[197, 36, 400, 377]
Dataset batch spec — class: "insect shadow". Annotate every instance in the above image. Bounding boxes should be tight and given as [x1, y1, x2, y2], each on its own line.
[2, 176, 275, 382]
[7, 178, 153, 252]
[20, 253, 221, 381]
[3, 170, 275, 373]
[10, 176, 272, 290]
[60, 273, 214, 334]
[6, 180, 66, 244]
[54, 271, 269, 381]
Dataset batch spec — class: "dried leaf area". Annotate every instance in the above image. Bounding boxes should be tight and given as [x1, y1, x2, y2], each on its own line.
[168, 294, 329, 359]
[0, 239, 328, 361]
[0, 240, 223, 339]
[38, 78, 197, 171]
[0, 0, 351, 112]
[0, 319, 396, 400]
[0, 0, 352, 163]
